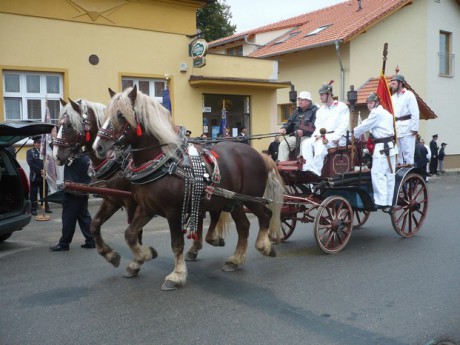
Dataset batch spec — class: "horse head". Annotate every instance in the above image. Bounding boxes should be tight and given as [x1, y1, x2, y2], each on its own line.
[93, 85, 180, 162]
[52, 98, 106, 166]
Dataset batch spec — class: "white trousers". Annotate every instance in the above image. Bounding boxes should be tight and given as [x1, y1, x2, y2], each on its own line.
[372, 154, 396, 206]
[302, 135, 347, 175]
[278, 136, 308, 161]
[397, 135, 416, 165]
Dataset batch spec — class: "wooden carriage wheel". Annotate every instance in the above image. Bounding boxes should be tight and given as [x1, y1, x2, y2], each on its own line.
[353, 210, 370, 229]
[314, 195, 353, 254]
[270, 217, 297, 243]
[391, 173, 428, 238]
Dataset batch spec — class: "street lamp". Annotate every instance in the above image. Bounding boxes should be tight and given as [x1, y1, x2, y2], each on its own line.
[289, 84, 297, 112]
[347, 85, 358, 112]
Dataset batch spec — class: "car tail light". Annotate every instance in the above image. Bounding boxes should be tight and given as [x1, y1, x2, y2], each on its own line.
[17, 167, 30, 196]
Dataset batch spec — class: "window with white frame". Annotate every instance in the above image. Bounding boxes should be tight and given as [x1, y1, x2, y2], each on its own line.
[121, 77, 167, 104]
[3, 71, 63, 123]
[439, 31, 455, 77]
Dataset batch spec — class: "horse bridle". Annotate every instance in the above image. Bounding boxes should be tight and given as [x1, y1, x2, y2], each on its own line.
[52, 113, 94, 163]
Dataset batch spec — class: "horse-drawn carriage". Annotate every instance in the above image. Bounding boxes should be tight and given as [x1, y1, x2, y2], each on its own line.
[51, 86, 428, 290]
[275, 138, 428, 254]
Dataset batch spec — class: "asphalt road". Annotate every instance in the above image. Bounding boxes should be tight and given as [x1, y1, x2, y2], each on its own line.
[1, 174, 459, 345]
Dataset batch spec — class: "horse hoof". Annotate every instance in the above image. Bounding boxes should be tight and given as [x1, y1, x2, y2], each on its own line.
[222, 261, 238, 272]
[161, 280, 179, 291]
[123, 267, 140, 278]
[185, 251, 198, 261]
[218, 238, 225, 247]
[149, 247, 158, 260]
[109, 252, 121, 267]
[268, 248, 277, 257]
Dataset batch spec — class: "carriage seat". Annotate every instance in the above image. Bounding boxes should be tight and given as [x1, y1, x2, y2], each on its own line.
[321, 145, 353, 177]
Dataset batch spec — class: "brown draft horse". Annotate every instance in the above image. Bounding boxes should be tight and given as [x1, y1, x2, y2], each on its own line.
[93, 86, 284, 290]
[52, 99, 148, 267]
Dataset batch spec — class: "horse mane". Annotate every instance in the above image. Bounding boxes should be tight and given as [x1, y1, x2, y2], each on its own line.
[108, 87, 180, 154]
[78, 100, 106, 129]
[59, 99, 106, 132]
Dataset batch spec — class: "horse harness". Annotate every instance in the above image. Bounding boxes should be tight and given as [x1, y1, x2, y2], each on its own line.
[123, 142, 271, 239]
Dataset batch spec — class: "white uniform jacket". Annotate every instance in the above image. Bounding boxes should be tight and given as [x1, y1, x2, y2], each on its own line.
[354, 105, 397, 157]
[391, 88, 419, 138]
[312, 101, 350, 145]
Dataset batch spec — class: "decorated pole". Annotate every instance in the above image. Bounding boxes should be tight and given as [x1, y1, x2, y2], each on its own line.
[36, 99, 51, 221]
[63, 181, 133, 198]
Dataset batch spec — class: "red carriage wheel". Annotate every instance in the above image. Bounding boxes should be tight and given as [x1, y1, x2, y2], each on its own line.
[391, 173, 428, 238]
[352, 210, 370, 229]
[314, 195, 353, 254]
[269, 217, 296, 243]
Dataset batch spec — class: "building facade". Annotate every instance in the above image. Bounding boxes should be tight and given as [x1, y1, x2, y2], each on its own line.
[210, 0, 460, 168]
[1, 0, 289, 158]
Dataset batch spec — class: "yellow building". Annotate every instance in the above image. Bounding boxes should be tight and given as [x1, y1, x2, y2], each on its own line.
[0, 0, 290, 158]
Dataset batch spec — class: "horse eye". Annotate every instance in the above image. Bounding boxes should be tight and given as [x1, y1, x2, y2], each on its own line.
[117, 111, 124, 120]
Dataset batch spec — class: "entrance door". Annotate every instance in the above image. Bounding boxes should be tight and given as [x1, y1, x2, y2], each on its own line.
[202, 94, 250, 139]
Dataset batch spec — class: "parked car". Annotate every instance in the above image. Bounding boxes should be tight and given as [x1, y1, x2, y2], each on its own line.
[0, 120, 54, 242]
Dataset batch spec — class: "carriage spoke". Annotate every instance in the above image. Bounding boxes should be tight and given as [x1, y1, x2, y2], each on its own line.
[391, 174, 428, 238]
[314, 196, 353, 254]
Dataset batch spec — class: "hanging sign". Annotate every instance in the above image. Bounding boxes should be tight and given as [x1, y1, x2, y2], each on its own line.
[191, 39, 208, 68]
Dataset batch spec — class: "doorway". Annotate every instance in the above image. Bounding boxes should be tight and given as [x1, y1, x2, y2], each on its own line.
[202, 94, 250, 138]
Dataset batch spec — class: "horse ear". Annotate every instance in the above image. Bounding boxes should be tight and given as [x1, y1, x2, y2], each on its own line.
[69, 98, 81, 114]
[60, 98, 67, 107]
[128, 84, 137, 105]
[108, 88, 116, 98]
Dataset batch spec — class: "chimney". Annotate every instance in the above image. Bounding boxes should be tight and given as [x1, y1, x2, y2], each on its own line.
[358, 0, 362, 11]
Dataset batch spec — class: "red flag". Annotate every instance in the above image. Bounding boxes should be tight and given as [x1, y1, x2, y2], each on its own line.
[376, 73, 394, 115]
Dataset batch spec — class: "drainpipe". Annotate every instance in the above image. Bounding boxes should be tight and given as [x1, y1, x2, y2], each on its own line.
[335, 40, 345, 101]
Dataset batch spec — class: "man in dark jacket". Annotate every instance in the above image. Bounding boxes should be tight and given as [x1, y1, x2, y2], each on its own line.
[429, 134, 439, 175]
[414, 135, 429, 180]
[26, 137, 51, 215]
[267, 135, 281, 161]
[49, 155, 94, 251]
[278, 91, 318, 161]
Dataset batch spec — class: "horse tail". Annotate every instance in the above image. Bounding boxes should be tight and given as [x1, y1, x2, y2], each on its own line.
[215, 211, 232, 239]
[260, 153, 285, 243]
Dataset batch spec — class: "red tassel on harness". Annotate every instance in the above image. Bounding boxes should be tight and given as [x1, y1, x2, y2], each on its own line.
[85, 131, 91, 142]
[136, 123, 143, 136]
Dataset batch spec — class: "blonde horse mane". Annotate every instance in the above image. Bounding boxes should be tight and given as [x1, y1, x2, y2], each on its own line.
[107, 87, 181, 155]
[59, 99, 106, 133]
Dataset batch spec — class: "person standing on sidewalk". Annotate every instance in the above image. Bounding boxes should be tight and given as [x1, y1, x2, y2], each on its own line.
[26, 137, 51, 216]
[429, 134, 439, 175]
[49, 155, 94, 251]
[439, 142, 447, 174]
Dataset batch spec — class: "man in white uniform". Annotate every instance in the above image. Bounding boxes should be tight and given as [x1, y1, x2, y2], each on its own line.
[302, 82, 349, 175]
[354, 92, 397, 209]
[390, 74, 419, 165]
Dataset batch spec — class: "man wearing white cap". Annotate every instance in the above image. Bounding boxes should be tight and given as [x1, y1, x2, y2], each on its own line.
[278, 91, 318, 161]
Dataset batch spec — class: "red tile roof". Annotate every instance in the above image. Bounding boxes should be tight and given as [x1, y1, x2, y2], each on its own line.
[210, 0, 413, 58]
[357, 76, 437, 120]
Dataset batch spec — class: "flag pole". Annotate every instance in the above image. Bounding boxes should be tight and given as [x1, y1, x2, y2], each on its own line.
[36, 98, 51, 221]
[381, 43, 397, 144]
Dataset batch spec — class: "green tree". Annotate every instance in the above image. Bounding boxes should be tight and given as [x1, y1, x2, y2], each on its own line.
[197, 0, 236, 42]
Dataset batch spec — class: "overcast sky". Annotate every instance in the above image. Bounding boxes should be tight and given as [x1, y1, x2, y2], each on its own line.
[225, 0, 348, 33]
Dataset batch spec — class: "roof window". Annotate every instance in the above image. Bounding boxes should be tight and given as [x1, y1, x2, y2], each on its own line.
[274, 31, 300, 45]
[304, 24, 332, 37]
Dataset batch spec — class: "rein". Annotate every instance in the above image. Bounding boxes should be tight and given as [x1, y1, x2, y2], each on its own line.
[187, 132, 279, 145]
